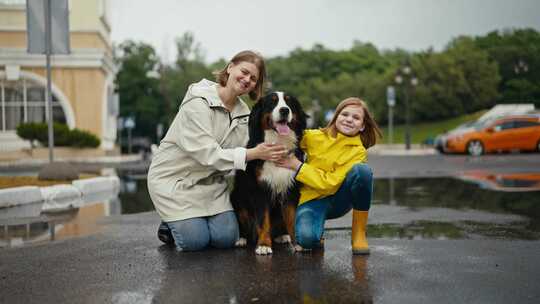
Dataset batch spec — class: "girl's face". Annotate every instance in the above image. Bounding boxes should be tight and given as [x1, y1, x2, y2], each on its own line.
[226, 61, 259, 96]
[335, 105, 365, 136]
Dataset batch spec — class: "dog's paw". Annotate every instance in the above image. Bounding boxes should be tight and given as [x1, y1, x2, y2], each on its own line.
[255, 245, 273, 255]
[274, 234, 292, 244]
[235, 237, 247, 247]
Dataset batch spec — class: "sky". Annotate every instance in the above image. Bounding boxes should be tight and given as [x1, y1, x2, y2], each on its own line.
[109, 0, 540, 64]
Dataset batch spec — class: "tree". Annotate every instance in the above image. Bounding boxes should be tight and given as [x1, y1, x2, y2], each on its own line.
[160, 32, 213, 123]
[475, 28, 540, 106]
[445, 36, 500, 113]
[115, 41, 164, 142]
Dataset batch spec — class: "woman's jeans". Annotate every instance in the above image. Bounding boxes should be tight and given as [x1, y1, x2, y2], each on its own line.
[295, 163, 373, 249]
[163, 210, 239, 252]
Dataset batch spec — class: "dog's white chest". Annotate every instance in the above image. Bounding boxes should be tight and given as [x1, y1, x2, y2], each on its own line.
[260, 162, 295, 195]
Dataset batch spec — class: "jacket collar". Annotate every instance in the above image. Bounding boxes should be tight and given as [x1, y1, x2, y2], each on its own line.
[186, 79, 250, 118]
[334, 131, 363, 146]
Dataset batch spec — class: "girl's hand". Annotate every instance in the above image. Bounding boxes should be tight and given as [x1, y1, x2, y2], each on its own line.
[275, 154, 302, 171]
[246, 143, 288, 162]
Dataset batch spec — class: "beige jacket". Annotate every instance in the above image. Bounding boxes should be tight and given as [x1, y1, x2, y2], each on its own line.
[147, 79, 250, 222]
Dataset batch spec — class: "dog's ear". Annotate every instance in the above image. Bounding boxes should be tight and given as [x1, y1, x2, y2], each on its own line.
[289, 95, 308, 138]
[247, 97, 265, 148]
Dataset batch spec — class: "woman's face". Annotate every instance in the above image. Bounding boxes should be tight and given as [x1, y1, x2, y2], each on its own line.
[226, 61, 259, 96]
[335, 105, 365, 136]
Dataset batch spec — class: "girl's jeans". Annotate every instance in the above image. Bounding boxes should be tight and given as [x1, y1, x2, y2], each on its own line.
[164, 210, 239, 252]
[295, 163, 373, 249]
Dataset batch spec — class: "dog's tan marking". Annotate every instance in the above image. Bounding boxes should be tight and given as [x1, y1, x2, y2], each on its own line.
[261, 113, 272, 131]
[256, 209, 272, 248]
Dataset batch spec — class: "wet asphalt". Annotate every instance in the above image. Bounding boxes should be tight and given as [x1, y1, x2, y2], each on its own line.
[1, 153, 540, 303]
[1, 211, 539, 303]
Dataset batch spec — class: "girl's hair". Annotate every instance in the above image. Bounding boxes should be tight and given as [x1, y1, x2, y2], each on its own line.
[213, 50, 266, 100]
[323, 97, 383, 148]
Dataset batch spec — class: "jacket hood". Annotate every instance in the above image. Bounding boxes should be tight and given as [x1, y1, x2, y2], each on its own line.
[183, 79, 222, 107]
[182, 79, 250, 116]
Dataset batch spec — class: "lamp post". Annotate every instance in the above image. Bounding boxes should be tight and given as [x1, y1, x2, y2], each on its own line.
[395, 63, 418, 150]
[513, 59, 528, 102]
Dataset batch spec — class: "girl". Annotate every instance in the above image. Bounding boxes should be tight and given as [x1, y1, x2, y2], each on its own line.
[276, 97, 382, 254]
[148, 50, 287, 252]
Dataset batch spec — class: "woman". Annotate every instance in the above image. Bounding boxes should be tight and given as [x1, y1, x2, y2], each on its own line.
[148, 50, 286, 252]
[276, 97, 382, 254]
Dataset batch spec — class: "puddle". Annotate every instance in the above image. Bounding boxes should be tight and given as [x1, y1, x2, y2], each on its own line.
[1, 171, 540, 248]
[0, 176, 150, 248]
[372, 175, 540, 240]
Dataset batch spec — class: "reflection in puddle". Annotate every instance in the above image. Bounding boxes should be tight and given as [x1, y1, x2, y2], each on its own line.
[457, 171, 540, 192]
[0, 177, 151, 248]
[2, 172, 540, 247]
[0, 195, 121, 248]
[373, 175, 540, 240]
[153, 245, 373, 303]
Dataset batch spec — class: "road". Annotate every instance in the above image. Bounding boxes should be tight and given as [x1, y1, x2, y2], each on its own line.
[1, 153, 540, 303]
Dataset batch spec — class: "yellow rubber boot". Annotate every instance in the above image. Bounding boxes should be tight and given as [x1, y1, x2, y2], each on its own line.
[352, 210, 370, 255]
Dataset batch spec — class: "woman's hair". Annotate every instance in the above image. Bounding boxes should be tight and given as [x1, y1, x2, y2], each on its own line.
[323, 97, 383, 148]
[213, 50, 266, 100]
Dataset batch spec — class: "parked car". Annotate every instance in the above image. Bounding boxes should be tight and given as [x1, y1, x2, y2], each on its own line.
[434, 121, 476, 153]
[436, 104, 536, 154]
[444, 114, 540, 156]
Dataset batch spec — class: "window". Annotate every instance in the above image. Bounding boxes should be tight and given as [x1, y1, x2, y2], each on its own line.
[493, 121, 514, 131]
[1, 78, 66, 131]
[514, 120, 540, 129]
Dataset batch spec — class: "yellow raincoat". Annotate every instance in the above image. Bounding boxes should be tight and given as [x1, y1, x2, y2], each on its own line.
[296, 129, 367, 205]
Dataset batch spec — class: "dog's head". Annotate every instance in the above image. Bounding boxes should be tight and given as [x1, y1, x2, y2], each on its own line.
[248, 91, 307, 148]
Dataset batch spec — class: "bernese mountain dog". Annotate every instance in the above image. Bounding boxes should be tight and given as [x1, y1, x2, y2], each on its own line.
[231, 91, 307, 255]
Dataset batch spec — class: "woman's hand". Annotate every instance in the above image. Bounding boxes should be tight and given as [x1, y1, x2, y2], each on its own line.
[275, 154, 303, 171]
[246, 143, 288, 162]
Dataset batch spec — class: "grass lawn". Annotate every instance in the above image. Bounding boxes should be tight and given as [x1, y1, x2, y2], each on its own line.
[0, 174, 98, 190]
[380, 111, 486, 144]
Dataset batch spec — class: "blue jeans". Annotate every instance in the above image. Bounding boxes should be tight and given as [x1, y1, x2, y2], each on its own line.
[295, 163, 373, 249]
[164, 211, 239, 252]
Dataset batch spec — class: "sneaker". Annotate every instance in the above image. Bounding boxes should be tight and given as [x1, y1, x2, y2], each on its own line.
[157, 222, 174, 245]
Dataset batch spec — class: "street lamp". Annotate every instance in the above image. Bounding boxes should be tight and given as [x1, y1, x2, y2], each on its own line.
[395, 62, 418, 150]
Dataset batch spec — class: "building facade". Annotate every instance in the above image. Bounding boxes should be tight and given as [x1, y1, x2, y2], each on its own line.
[0, 0, 117, 154]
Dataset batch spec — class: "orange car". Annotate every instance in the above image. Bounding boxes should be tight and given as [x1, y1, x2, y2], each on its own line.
[445, 114, 540, 155]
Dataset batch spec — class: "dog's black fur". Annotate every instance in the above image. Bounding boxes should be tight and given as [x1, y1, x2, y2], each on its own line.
[231, 91, 307, 254]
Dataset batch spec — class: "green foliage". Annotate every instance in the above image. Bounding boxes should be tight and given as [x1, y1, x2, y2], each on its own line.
[16, 122, 100, 148]
[114, 40, 166, 142]
[15, 122, 42, 148]
[474, 28, 540, 106]
[114, 29, 539, 135]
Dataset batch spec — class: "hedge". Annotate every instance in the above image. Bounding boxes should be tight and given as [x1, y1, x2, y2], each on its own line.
[16, 122, 100, 148]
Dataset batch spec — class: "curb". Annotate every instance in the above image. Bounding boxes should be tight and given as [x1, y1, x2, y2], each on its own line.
[0, 186, 42, 209]
[0, 176, 120, 213]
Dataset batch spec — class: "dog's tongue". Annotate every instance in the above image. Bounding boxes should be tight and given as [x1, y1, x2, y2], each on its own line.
[276, 122, 290, 135]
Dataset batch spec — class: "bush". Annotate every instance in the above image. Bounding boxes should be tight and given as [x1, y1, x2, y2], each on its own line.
[16, 122, 100, 148]
[16, 122, 41, 148]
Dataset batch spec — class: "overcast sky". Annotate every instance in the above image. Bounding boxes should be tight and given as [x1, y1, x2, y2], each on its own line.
[109, 0, 540, 63]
